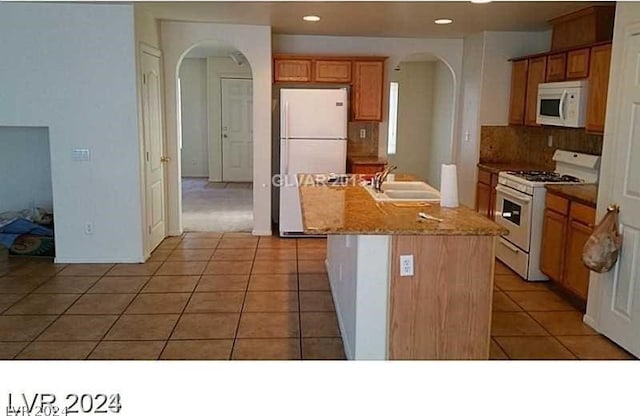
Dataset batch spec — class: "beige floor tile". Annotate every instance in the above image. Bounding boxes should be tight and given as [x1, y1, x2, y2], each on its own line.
[222, 233, 257, 239]
[529, 311, 597, 336]
[57, 264, 114, 277]
[161, 339, 233, 360]
[237, 312, 300, 338]
[257, 237, 297, 249]
[0, 294, 23, 313]
[157, 239, 182, 250]
[0, 341, 28, 359]
[299, 291, 335, 312]
[491, 312, 548, 336]
[148, 249, 172, 262]
[5, 263, 66, 278]
[105, 314, 179, 340]
[125, 293, 190, 314]
[298, 260, 327, 274]
[252, 260, 297, 274]
[167, 249, 215, 262]
[492, 292, 522, 312]
[17, 341, 97, 360]
[66, 293, 136, 315]
[38, 315, 118, 341]
[300, 312, 340, 338]
[494, 274, 550, 291]
[34, 276, 99, 294]
[248, 274, 298, 291]
[5, 294, 80, 315]
[204, 261, 253, 275]
[171, 313, 239, 339]
[211, 249, 256, 261]
[141, 275, 200, 293]
[106, 262, 162, 276]
[297, 238, 327, 249]
[254, 248, 297, 261]
[196, 275, 249, 292]
[494, 260, 515, 275]
[557, 335, 634, 359]
[297, 248, 327, 260]
[490, 338, 509, 359]
[494, 336, 576, 360]
[298, 274, 331, 291]
[505, 291, 576, 312]
[232, 338, 301, 360]
[184, 232, 223, 239]
[0, 276, 52, 294]
[0, 315, 57, 341]
[302, 338, 346, 360]
[215, 239, 257, 250]
[156, 261, 207, 276]
[88, 276, 150, 294]
[243, 291, 298, 312]
[185, 292, 245, 313]
[89, 341, 165, 360]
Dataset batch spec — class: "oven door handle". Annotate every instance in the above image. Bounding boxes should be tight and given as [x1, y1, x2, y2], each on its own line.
[496, 185, 533, 204]
[499, 239, 520, 254]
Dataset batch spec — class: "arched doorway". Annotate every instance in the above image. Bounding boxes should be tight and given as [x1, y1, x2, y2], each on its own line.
[177, 40, 254, 232]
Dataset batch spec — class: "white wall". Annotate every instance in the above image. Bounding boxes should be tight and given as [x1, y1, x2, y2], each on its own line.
[389, 61, 434, 182]
[429, 60, 455, 188]
[0, 127, 52, 213]
[273, 34, 464, 159]
[0, 3, 143, 262]
[179, 58, 209, 177]
[457, 30, 551, 207]
[206, 57, 252, 182]
[161, 21, 272, 236]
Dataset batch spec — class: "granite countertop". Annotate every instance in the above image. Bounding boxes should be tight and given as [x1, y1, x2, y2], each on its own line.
[298, 174, 508, 236]
[545, 184, 598, 207]
[347, 155, 388, 165]
[477, 161, 549, 174]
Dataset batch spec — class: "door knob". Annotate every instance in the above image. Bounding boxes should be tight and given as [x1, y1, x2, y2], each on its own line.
[160, 156, 171, 162]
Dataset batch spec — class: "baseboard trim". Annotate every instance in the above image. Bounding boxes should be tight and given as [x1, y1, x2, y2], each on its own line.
[326, 258, 352, 360]
[583, 314, 599, 332]
[55, 257, 144, 264]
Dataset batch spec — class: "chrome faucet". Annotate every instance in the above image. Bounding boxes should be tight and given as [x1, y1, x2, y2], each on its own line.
[373, 165, 397, 192]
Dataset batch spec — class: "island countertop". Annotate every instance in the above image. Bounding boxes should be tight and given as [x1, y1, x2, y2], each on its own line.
[298, 174, 508, 236]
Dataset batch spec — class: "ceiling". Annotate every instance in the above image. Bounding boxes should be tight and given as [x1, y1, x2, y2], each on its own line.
[140, 1, 608, 39]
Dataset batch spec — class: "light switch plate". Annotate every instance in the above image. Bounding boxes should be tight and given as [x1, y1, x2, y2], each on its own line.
[72, 148, 91, 162]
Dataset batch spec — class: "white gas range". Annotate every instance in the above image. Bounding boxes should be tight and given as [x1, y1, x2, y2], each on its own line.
[494, 150, 600, 281]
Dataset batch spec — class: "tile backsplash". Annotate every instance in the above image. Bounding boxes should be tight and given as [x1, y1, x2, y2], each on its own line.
[347, 121, 379, 157]
[480, 125, 603, 170]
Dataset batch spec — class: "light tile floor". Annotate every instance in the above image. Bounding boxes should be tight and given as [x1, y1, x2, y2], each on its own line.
[0, 233, 634, 360]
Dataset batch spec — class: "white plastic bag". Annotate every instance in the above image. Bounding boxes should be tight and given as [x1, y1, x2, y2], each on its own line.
[582, 206, 623, 273]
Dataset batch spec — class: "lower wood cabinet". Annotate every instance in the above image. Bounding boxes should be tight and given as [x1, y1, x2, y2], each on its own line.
[540, 192, 595, 301]
[476, 167, 498, 220]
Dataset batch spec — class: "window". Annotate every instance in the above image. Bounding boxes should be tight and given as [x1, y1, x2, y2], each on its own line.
[387, 81, 399, 154]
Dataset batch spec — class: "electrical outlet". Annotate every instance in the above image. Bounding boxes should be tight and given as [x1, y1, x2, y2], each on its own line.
[400, 255, 414, 277]
[547, 135, 554, 147]
[359, 128, 366, 139]
[84, 222, 94, 235]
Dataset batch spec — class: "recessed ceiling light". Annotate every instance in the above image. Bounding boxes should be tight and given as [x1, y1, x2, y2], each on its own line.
[434, 18, 453, 25]
[303, 15, 321, 22]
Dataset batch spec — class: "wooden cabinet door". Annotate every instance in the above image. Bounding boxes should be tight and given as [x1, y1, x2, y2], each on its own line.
[540, 208, 568, 282]
[314, 60, 352, 83]
[476, 181, 491, 219]
[508, 59, 529, 125]
[586, 43, 612, 134]
[566, 48, 591, 79]
[489, 173, 498, 219]
[546, 53, 567, 82]
[564, 220, 593, 300]
[525, 57, 547, 126]
[352, 60, 385, 121]
[274, 58, 312, 82]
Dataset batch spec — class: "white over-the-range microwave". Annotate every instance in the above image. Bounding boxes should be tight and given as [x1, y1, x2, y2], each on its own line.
[536, 80, 589, 128]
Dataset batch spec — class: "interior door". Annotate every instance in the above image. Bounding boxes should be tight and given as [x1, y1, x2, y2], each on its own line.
[221, 78, 253, 182]
[141, 45, 166, 253]
[593, 29, 640, 357]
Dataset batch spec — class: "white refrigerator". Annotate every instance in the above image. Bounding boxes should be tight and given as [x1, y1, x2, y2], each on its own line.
[279, 88, 348, 236]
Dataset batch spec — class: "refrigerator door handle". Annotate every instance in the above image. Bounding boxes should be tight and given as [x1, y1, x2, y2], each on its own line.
[284, 101, 290, 175]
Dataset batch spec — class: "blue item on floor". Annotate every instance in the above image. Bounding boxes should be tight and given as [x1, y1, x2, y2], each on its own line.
[0, 218, 54, 249]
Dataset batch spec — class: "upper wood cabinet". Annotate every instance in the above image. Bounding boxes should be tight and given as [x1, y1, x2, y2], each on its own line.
[525, 57, 547, 126]
[546, 53, 567, 82]
[314, 60, 352, 83]
[549, 5, 615, 51]
[352, 60, 385, 121]
[274, 58, 312, 82]
[508, 60, 528, 125]
[566, 48, 591, 79]
[586, 43, 612, 134]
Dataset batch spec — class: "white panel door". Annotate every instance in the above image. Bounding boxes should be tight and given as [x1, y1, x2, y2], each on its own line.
[221, 78, 253, 182]
[594, 29, 640, 357]
[280, 88, 348, 139]
[141, 46, 166, 252]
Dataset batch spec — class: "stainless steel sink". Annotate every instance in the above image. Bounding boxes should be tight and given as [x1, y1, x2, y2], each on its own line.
[362, 181, 441, 202]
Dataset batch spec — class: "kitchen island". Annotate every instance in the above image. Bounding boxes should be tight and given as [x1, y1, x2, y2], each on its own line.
[298, 175, 507, 360]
